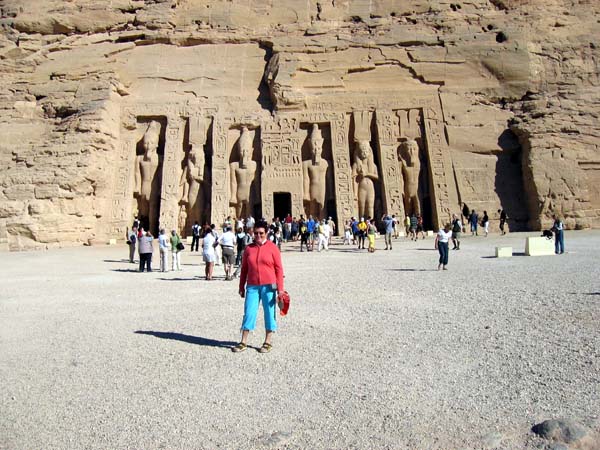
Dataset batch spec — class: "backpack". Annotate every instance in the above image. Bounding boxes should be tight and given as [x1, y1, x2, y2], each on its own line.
[452, 220, 461, 233]
[130, 234, 137, 244]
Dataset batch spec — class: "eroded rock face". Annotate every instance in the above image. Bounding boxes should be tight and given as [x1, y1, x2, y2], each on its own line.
[0, 0, 598, 250]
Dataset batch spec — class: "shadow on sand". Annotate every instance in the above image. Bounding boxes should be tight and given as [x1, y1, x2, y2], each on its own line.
[480, 252, 526, 259]
[385, 268, 431, 272]
[135, 331, 237, 349]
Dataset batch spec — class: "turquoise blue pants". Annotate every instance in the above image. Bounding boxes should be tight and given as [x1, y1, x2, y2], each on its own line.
[242, 284, 277, 332]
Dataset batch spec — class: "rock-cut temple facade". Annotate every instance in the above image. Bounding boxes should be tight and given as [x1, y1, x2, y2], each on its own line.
[0, 0, 599, 250]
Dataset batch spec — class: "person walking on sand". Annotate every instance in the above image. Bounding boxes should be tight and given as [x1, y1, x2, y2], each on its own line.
[138, 231, 154, 272]
[158, 228, 169, 272]
[367, 219, 377, 253]
[191, 221, 201, 252]
[498, 209, 508, 235]
[482, 210, 489, 237]
[469, 209, 479, 236]
[170, 229, 183, 271]
[233, 221, 285, 354]
[126, 226, 137, 263]
[217, 225, 236, 280]
[451, 214, 462, 250]
[202, 225, 217, 280]
[435, 223, 452, 271]
[382, 214, 394, 250]
[552, 214, 565, 254]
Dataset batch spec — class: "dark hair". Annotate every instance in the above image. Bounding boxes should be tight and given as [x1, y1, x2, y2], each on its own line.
[254, 220, 269, 232]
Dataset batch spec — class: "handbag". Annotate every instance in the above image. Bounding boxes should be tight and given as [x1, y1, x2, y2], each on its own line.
[176, 242, 185, 251]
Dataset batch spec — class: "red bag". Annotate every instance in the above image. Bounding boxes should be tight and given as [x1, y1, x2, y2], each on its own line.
[277, 291, 290, 316]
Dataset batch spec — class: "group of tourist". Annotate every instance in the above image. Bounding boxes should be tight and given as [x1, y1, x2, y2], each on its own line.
[126, 219, 183, 273]
[124, 208, 568, 354]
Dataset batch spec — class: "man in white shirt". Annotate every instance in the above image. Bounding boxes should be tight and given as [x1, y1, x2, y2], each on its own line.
[318, 219, 330, 252]
[217, 225, 236, 280]
[158, 228, 170, 272]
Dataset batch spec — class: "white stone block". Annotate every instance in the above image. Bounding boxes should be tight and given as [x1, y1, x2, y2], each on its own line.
[495, 246, 512, 258]
[186, 236, 193, 244]
[397, 231, 405, 237]
[108, 238, 117, 245]
[426, 230, 435, 237]
[525, 236, 555, 256]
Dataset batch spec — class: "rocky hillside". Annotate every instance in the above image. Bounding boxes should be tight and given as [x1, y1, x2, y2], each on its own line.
[0, 0, 598, 250]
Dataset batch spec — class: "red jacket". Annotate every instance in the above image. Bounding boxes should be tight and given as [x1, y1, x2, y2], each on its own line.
[239, 240, 284, 292]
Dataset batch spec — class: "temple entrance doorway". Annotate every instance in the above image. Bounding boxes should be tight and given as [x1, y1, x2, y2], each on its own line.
[273, 192, 291, 221]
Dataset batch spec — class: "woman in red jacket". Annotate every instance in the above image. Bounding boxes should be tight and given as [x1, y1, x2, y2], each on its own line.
[233, 221, 285, 353]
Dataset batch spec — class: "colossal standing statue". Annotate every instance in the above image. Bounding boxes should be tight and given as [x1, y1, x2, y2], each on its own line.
[399, 138, 421, 216]
[134, 120, 161, 232]
[352, 140, 379, 219]
[181, 117, 207, 227]
[229, 126, 257, 218]
[302, 124, 329, 218]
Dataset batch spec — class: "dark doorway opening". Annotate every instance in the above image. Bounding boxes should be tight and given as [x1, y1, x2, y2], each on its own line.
[273, 193, 291, 221]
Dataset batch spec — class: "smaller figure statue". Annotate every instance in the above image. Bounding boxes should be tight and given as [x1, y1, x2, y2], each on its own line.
[303, 124, 329, 218]
[134, 120, 162, 233]
[229, 126, 257, 218]
[399, 138, 421, 216]
[352, 140, 379, 219]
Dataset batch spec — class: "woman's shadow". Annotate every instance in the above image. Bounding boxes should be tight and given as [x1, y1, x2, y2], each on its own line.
[135, 330, 237, 349]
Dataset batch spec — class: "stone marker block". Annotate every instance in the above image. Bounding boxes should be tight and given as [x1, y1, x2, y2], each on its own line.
[426, 230, 435, 237]
[397, 231, 405, 237]
[186, 236, 193, 244]
[495, 246, 512, 257]
[525, 236, 555, 256]
[108, 238, 117, 245]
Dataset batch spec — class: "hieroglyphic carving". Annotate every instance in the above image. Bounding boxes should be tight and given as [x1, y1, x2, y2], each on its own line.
[261, 116, 303, 219]
[423, 107, 453, 227]
[159, 115, 185, 231]
[108, 134, 137, 236]
[211, 117, 230, 225]
[330, 114, 353, 231]
[375, 110, 405, 218]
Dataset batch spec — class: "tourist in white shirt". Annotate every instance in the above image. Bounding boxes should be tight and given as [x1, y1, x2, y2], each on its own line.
[158, 228, 170, 272]
[434, 223, 453, 271]
[318, 219, 330, 252]
[217, 225, 236, 280]
[202, 226, 217, 280]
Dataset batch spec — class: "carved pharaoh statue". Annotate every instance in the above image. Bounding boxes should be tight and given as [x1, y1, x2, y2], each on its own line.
[229, 126, 257, 218]
[302, 124, 329, 218]
[134, 120, 162, 232]
[181, 117, 207, 227]
[352, 140, 379, 219]
[399, 138, 421, 216]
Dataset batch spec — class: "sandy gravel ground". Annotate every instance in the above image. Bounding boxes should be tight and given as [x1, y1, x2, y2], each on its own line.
[1, 231, 599, 449]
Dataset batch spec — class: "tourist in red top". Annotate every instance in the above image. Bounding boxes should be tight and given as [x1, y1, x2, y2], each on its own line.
[233, 221, 285, 353]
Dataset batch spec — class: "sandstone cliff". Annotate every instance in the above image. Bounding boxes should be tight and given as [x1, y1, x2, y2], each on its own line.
[0, 0, 598, 250]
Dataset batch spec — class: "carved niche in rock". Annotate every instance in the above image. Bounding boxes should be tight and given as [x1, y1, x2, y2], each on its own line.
[302, 124, 330, 218]
[229, 126, 258, 218]
[133, 119, 163, 234]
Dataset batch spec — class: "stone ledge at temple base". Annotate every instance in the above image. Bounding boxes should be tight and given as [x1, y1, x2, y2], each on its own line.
[525, 237, 555, 256]
[496, 246, 513, 258]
